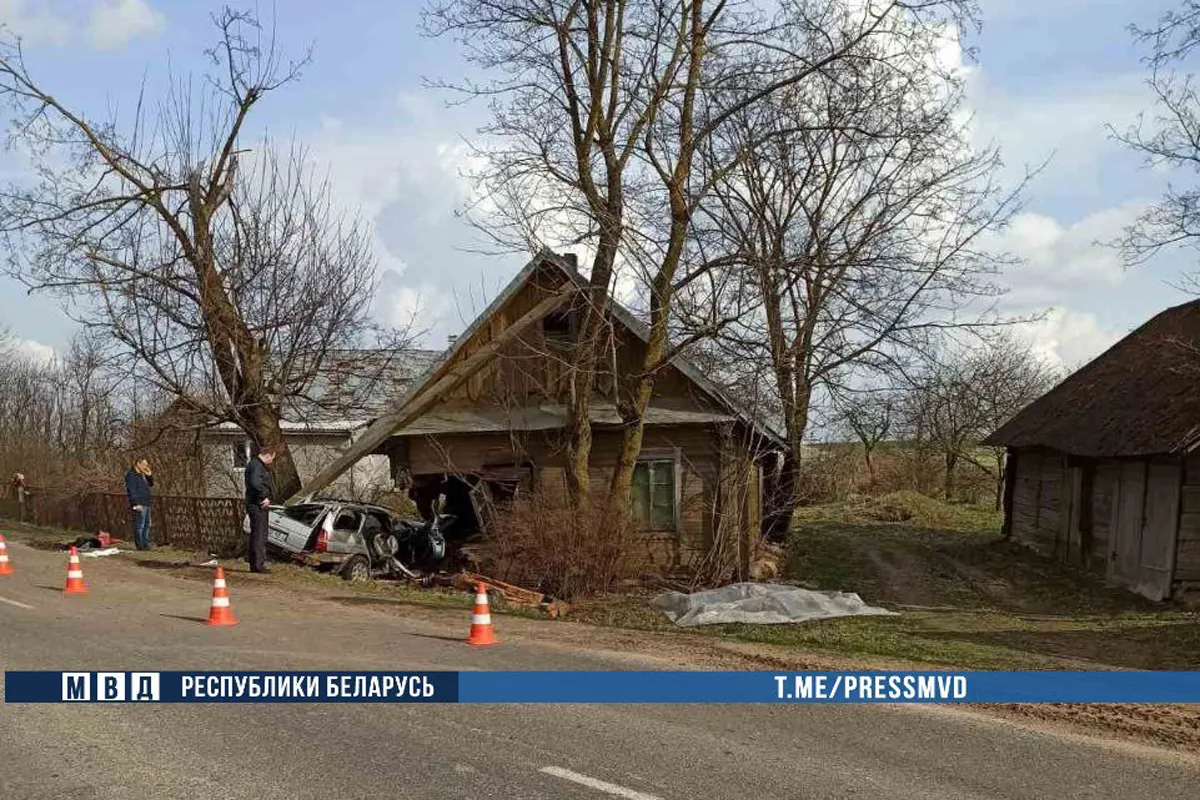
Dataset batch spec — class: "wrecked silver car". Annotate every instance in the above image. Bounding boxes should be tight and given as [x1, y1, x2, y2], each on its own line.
[244, 497, 448, 582]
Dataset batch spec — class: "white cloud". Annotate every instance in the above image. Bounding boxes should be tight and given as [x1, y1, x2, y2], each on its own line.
[0, 0, 70, 44]
[87, 0, 164, 51]
[987, 202, 1148, 309]
[966, 71, 1150, 184]
[307, 105, 525, 345]
[1016, 308, 1124, 371]
[13, 337, 55, 364]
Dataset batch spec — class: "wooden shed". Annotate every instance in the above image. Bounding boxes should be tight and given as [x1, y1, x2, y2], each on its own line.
[984, 300, 1200, 602]
[298, 250, 784, 575]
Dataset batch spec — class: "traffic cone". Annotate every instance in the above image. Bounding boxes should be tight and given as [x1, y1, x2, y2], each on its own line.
[63, 546, 87, 594]
[466, 582, 498, 646]
[0, 534, 12, 576]
[206, 566, 237, 627]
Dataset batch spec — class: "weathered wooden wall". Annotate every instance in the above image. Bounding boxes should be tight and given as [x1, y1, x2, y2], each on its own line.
[430, 262, 724, 415]
[382, 259, 770, 577]
[393, 424, 752, 574]
[1009, 447, 1188, 602]
[1176, 455, 1200, 598]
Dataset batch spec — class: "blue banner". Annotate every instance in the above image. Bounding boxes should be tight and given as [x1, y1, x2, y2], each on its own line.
[6, 670, 1200, 704]
[4, 671, 456, 703]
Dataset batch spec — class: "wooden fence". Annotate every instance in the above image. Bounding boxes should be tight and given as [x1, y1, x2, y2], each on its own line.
[0, 488, 245, 557]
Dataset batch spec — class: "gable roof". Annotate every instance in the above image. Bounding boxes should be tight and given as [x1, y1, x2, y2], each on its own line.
[278, 348, 443, 428]
[983, 299, 1200, 457]
[193, 349, 442, 436]
[400, 249, 785, 444]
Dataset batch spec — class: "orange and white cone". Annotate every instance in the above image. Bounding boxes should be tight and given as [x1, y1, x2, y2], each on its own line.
[206, 566, 237, 627]
[466, 582, 498, 646]
[0, 534, 12, 576]
[63, 546, 87, 594]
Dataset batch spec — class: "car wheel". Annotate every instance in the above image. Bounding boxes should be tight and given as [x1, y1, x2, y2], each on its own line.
[340, 555, 371, 583]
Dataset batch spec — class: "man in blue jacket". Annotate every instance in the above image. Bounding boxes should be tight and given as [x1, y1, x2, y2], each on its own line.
[244, 443, 277, 573]
[124, 458, 154, 550]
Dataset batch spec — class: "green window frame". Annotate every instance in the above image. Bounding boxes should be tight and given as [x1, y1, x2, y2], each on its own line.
[631, 451, 678, 532]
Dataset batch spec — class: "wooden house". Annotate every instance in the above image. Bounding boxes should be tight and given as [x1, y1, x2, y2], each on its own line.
[984, 300, 1200, 602]
[297, 250, 785, 575]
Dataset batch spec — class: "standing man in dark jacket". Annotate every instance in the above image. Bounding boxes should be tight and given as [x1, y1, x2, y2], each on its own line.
[244, 443, 277, 574]
[124, 459, 154, 550]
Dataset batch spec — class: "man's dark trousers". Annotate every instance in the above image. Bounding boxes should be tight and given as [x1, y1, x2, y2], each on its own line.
[246, 505, 268, 572]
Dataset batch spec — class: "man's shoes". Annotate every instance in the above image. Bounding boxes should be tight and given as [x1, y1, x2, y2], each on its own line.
[250, 567, 271, 574]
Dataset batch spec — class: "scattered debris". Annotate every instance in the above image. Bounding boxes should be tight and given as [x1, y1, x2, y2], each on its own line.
[79, 547, 121, 558]
[61, 534, 120, 552]
[421, 569, 569, 617]
[651, 582, 898, 627]
[542, 599, 571, 619]
[750, 543, 784, 581]
[458, 571, 545, 606]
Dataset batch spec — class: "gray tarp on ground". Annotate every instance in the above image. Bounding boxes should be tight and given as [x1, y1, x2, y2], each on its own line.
[651, 583, 898, 627]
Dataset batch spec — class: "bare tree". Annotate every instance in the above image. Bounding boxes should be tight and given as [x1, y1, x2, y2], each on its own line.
[425, 0, 977, 523]
[0, 8, 396, 498]
[832, 387, 898, 486]
[906, 333, 1058, 506]
[688, 13, 1023, 527]
[1115, 1, 1200, 285]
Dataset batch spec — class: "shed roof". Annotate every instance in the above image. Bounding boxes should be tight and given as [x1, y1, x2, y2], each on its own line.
[983, 298, 1200, 457]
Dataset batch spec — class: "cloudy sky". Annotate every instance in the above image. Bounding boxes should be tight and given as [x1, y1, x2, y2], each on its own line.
[0, 0, 1194, 370]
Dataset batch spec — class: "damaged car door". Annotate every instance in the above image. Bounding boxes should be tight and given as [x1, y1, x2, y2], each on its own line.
[268, 503, 328, 554]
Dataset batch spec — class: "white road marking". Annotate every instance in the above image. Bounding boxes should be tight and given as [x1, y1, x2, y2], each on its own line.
[539, 767, 663, 800]
[0, 595, 33, 610]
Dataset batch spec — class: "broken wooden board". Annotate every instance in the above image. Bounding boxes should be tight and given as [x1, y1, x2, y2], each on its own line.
[455, 571, 546, 606]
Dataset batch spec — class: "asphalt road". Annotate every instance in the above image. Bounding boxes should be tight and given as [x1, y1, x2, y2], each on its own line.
[0, 539, 1197, 800]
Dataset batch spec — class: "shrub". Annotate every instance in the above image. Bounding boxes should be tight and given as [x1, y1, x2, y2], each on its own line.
[475, 491, 636, 600]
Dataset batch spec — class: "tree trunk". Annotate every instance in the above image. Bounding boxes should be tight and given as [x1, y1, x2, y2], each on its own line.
[605, 302, 669, 522]
[240, 406, 302, 500]
[188, 183, 302, 500]
[763, 450, 799, 543]
[758, 375, 813, 544]
[944, 451, 957, 502]
[564, 216, 623, 512]
[864, 448, 876, 487]
[607, 1, 705, 521]
[994, 450, 1006, 512]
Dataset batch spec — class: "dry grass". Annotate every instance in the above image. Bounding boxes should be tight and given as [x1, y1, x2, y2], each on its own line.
[794, 490, 1003, 533]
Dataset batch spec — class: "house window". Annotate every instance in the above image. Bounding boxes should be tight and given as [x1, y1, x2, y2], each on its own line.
[230, 440, 251, 470]
[631, 453, 678, 532]
[543, 310, 573, 343]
